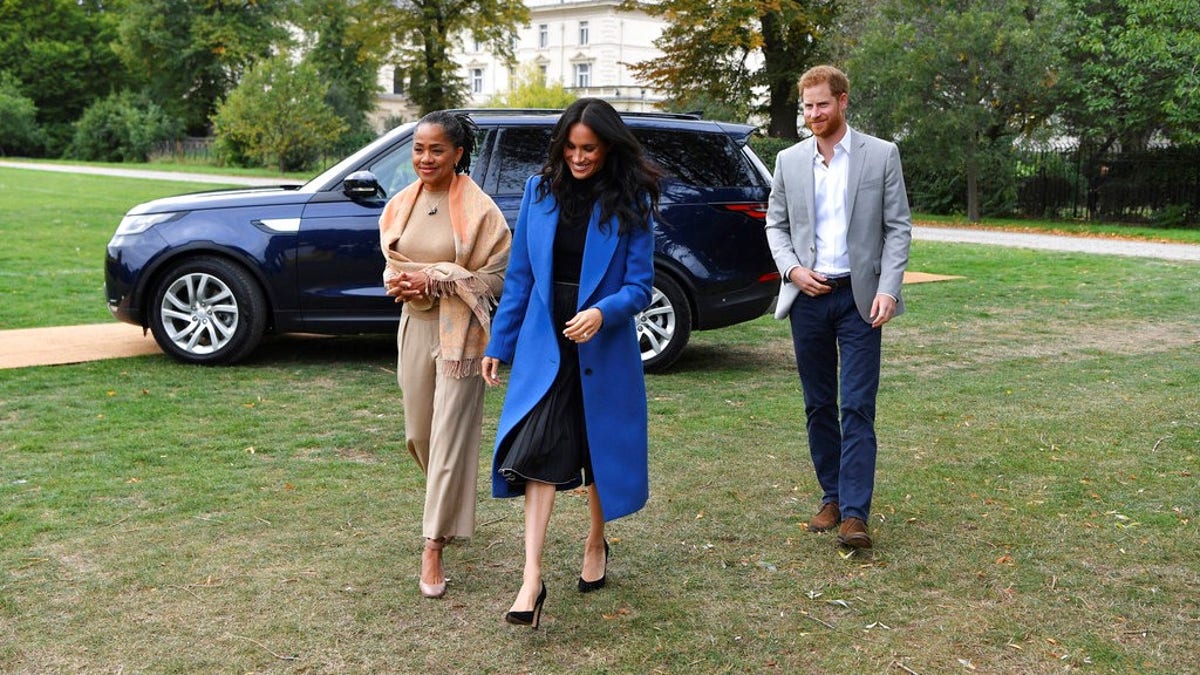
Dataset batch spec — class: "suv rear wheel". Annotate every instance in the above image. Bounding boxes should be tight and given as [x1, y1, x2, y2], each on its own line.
[149, 256, 267, 365]
[638, 274, 691, 372]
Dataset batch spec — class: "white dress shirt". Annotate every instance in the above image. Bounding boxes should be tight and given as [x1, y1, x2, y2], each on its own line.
[811, 128, 852, 277]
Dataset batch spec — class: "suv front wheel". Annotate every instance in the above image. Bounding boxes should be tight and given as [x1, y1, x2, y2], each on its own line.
[149, 256, 268, 365]
[637, 274, 692, 373]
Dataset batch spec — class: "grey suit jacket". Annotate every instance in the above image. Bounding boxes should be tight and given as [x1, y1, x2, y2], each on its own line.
[765, 127, 913, 322]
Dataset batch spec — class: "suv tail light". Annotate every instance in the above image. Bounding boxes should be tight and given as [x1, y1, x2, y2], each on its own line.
[716, 202, 768, 221]
[713, 202, 779, 282]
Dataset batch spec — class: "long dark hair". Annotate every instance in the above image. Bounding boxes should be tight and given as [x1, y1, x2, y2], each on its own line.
[417, 110, 479, 174]
[537, 98, 662, 234]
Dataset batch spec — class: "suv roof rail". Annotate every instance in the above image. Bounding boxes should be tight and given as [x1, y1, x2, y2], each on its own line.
[444, 107, 703, 121]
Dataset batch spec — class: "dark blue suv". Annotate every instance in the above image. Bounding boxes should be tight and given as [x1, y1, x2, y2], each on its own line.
[105, 109, 779, 371]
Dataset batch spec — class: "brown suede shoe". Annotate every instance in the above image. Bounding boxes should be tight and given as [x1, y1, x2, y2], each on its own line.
[837, 517, 872, 548]
[807, 502, 841, 532]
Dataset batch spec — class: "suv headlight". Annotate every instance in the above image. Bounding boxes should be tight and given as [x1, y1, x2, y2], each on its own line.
[115, 212, 183, 236]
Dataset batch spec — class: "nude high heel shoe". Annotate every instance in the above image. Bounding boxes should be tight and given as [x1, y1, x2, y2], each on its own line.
[418, 538, 446, 599]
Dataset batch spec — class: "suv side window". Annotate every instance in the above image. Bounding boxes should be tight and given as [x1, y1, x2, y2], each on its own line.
[634, 129, 760, 188]
[367, 136, 417, 198]
[363, 126, 488, 199]
[492, 126, 553, 194]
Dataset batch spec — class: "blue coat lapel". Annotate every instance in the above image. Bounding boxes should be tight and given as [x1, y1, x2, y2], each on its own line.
[579, 205, 618, 308]
[530, 190, 558, 309]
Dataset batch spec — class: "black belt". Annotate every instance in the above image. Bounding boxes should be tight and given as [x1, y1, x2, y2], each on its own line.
[821, 275, 852, 290]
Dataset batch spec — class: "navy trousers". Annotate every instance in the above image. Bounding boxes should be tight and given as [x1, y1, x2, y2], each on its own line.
[788, 284, 882, 522]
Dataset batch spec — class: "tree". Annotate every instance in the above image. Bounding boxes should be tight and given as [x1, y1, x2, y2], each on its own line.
[0, 0, 126, 154]
[626, 0, 837, 137]
[485, 63, 576, 108]
[112, 0, 289, 135]
[1057, 0, 1200, 152]
[291, 0, 396, 147]
[212, 56, 347, 172]
[848, 0, 1067, 221]
[0, 71, 45, 156]
[388, 0, 529, 114]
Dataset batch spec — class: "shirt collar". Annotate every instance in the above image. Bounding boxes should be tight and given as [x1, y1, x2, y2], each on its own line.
[811, 126, 854, 163]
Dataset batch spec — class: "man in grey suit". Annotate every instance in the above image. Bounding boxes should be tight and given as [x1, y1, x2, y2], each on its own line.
[765, 65, 912, 549]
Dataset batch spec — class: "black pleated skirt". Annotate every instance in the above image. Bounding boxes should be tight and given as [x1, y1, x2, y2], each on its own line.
[497, 282, 593, 490]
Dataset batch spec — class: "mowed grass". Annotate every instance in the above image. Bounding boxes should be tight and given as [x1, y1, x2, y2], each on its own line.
[0, 167, 244, 329]
[1, 167, 1198, 673]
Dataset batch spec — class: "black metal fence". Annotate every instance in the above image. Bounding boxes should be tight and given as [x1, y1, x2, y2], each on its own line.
[1015, 145, 1200, 227]
[151, 137, 214, 162]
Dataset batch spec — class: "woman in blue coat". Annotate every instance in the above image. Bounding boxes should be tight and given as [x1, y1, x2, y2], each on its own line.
[481, 98, 660, 628]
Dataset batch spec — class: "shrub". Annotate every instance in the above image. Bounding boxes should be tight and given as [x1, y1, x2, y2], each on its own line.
[748, 136, 797, 171]
[66, 91, 181, 162]
[0, 71, 45, 156]
[212, 56, 347, 172]
[1150, 204, 1196, 229]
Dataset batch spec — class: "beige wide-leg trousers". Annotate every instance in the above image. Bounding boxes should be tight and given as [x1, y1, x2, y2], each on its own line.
[397, 310, 484, 541]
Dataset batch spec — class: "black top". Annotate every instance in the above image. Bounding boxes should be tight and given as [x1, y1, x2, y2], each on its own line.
[553, 209, 588, 283]
[553, 178, 595, 283]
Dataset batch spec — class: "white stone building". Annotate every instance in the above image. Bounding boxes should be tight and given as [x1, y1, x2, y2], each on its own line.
[371, 0, 667, 129]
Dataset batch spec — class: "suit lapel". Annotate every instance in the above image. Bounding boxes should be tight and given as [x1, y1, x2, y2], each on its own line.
[799, 137, 818, 230]
[845, 130, 867, 228]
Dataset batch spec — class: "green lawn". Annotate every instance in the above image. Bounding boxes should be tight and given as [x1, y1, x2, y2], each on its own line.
[1, 167, 1198, 673]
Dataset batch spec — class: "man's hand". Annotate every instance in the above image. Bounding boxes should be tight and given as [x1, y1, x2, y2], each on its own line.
[869, 294, 897, 328]
[789, 266, 832, 297]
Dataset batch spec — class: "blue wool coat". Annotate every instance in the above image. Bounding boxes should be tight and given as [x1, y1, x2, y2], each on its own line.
[486, 175, 653, 521]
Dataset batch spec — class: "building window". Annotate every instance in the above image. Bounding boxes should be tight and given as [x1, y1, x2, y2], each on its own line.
[392, 68, 405, 95]
[473, 39, 483, 53]
[574, 63, 591, 88]
[538, 65, 547, 84]
[579, 21, 589, 46]
[471, 68, 484, 94]
[538, 24, 548, 48]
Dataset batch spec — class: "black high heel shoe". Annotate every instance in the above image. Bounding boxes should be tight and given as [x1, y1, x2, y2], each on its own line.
[504, 582, 547, 629]
[578, 539, 610, 593]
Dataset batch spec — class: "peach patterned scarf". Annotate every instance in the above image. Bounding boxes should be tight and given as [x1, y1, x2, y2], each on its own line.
[379, 174, 511, 378]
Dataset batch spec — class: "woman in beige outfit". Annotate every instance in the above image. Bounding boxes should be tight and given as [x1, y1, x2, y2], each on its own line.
[379, 111, 511, 598]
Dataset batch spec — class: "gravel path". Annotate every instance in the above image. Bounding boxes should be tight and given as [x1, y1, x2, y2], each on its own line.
[0, 159, 296, 187]
[914, 225, 1200, 261]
